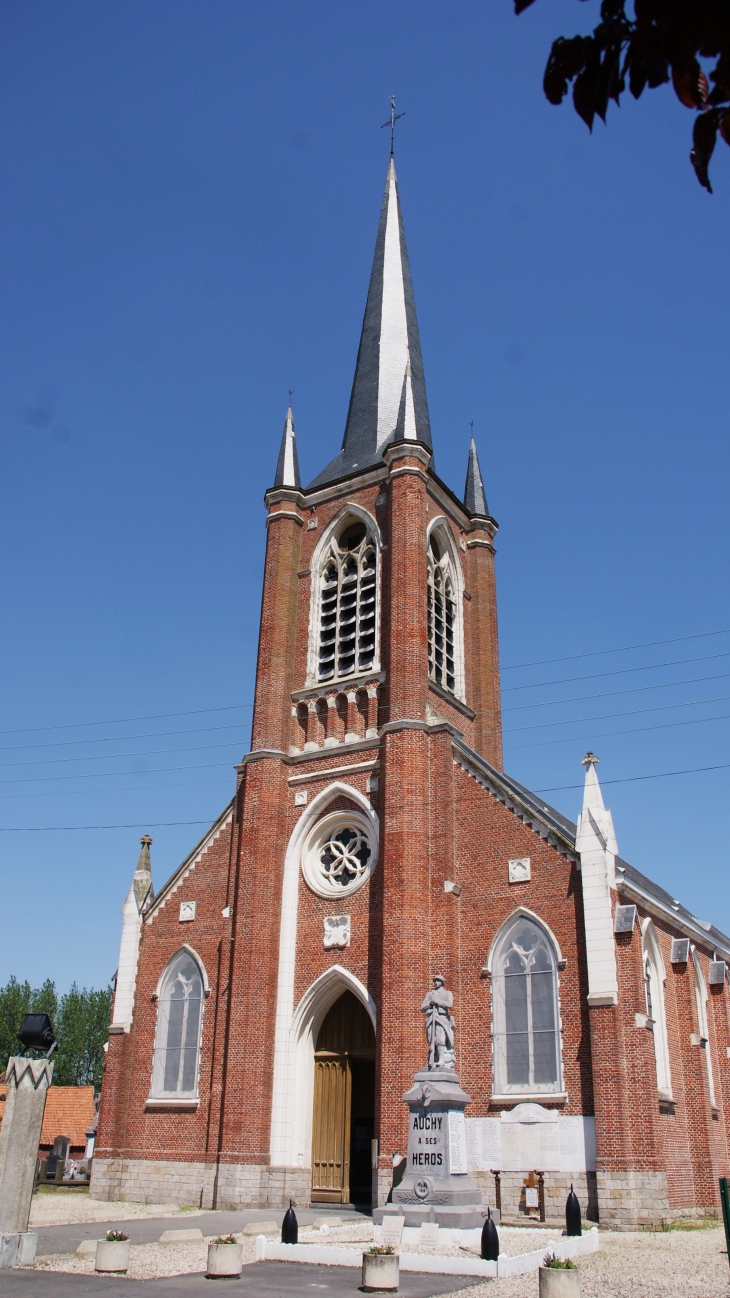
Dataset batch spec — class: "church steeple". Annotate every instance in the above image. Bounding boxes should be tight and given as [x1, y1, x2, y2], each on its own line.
[464, 437, 488, 517]
[273, 405, 301, 489]
[309, 157, 432, 488]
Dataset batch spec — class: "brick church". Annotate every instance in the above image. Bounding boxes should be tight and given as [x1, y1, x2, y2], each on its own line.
[93, 157, 730, 1228]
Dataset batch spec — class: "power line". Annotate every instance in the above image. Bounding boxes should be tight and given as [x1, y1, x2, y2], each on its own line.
[502, 627, 730, 672]
[2, 629, 728, 740]
[3, 759, 729, 829]
[506, 709, 730, 751]
[0, 702, 252, 739]
[0, 777, 230, 802]
[505, 690, 730, 733]
[0, 819, 216, 832]
[503, 671, 730, 714]
[0, 738, 246, 771]
[0, 720, 251, 756]
[0, 760, 234, 787]
[501, 650, 730, 693]
[537, 762, 730, 794]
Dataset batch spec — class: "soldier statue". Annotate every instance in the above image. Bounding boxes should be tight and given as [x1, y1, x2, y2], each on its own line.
[421, 976, 456, 1070]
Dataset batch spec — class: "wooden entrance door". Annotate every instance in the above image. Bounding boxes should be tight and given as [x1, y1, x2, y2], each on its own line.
[311, 991, 375, 1205]
[312, 1057, 351, 1201]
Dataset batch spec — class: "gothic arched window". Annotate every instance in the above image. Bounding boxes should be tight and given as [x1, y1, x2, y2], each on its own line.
[693, 951, 717, 1108]
[317, 520, 377, 683]
[427, 527, 463, 698]
[642, 922, 672, 1099]
[492, 915, 562, 1095]
[150, 950, 204, 1100]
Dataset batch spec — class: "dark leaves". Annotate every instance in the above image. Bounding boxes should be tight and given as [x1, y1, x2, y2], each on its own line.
[517, 0, 730, 191]
[544, 36, 594, 106]
[690, 111, 719, 192]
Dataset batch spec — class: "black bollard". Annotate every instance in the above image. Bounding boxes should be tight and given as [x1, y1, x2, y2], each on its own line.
[565, 1184, 582, 1237]
[480, 1206, 499, 1261]
[282, 1200, 298, 1244]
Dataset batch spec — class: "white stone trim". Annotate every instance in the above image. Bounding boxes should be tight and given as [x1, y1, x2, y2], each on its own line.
[575, 781, 619, 1006]
[426, 516, 466, 703]
[111, 885, 143, 1031]
[305, 504, 382, 689]
[276, 965, 376, 1174]
[288, 759, 379, 784]
[640, 919, 673, 1100]
[692, 949, 717, 1108]
[269, 783, 378, 1167]
[301, 808, 378, 899]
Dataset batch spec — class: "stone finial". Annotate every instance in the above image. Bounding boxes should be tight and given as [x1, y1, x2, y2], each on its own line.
[133, 834, 154, 912]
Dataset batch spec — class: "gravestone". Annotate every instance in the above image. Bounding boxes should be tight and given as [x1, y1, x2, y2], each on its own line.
[0, 1056, 53, 1268]
[374, 977, 483, 1228]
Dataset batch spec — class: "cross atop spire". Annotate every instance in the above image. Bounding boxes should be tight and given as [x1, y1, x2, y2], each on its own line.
[273, 404, 301, 489]
[381, 95, 405, 157]
[308, 157, 432, 489]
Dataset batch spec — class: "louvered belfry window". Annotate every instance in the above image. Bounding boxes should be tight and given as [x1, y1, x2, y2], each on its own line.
[427, 532, 456, 693]
[318, 521, 377, 682]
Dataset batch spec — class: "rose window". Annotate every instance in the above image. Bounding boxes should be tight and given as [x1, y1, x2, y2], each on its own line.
[302, 809, 378, 899]
[319, 827, 371, 889]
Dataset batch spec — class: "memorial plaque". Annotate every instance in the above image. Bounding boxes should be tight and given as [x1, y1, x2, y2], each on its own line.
[525, 1186, 539, 1208]
[465, 1116, 502, 1171]
[409, 1110, 446, 1173]
[419, 1222, 440, 1246]
[448, 1111, 468, 1174]
[380, 1216, 405, 1248]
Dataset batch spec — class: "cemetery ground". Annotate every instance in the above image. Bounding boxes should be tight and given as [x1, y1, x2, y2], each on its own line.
[10, 1191, 730, 1297]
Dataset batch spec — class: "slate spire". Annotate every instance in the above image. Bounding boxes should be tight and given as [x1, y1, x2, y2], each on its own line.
[274, 405, 301, 489]
[464, 437, 489, 516]
[308, 157, 431, 488]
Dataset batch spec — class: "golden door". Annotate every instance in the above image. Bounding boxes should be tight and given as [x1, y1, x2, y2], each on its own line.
[311, 1057, 351, 1202]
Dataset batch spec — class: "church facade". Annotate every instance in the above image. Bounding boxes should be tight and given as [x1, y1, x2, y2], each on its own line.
[92, 158, 730, 1229]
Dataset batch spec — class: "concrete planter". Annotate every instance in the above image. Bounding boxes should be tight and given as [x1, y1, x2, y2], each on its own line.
[362, 1251, 399, 1292]
[206, 1242, 242, 1278]
[95, 1240, 131, 1273]
[539, 1265, 580, 1298]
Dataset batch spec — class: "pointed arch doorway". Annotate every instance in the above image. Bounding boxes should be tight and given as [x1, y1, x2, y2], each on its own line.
[311, 990, 375, 1206]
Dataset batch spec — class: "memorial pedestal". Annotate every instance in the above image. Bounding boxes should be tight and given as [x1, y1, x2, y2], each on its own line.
[0, 1056, 53, 1269]
[374, 1069, 483, 1228]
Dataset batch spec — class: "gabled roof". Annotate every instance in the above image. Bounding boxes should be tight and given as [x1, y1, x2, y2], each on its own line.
[452, 735, 730, 957]
[308, 157, 432, 490]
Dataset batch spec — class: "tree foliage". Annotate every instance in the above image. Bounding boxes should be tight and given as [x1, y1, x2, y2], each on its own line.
[515, 0, 730, 191]
[0, 976, 113, 1090]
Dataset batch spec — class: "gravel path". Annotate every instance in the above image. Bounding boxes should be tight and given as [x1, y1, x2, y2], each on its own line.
[32, 1219, 730, 1295]
[435, 1227, 730, 1298]
[29, 1195, 201, 1228]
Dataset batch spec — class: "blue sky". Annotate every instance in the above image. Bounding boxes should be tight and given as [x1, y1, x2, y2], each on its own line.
[1, 1, 728, 992]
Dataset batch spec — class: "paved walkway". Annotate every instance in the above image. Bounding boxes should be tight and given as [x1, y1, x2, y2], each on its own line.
[3, 1262, 475, 1298]
[33, 1206, 369, 1257]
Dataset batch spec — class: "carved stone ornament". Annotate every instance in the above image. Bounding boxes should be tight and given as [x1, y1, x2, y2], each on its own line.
[508, 858, 530, 883]
[323, 914, 351, 949]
